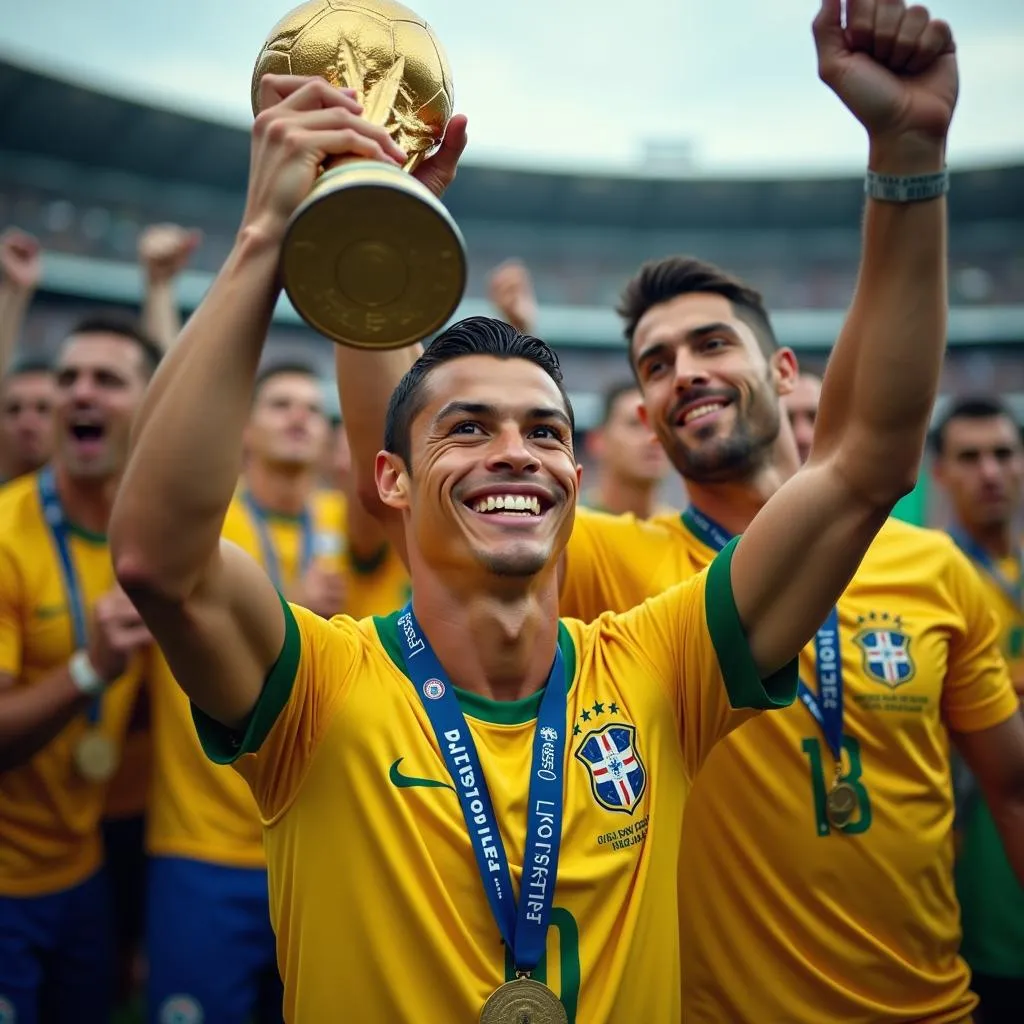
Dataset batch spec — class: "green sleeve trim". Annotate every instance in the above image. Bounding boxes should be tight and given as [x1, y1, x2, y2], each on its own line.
[347, 542, 390, 576]
[192, 592, 302, 764]
[705, 538, 798, 710]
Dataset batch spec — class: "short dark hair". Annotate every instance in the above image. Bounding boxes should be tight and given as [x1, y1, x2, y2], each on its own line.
[65, 313, 163, 378]
[253, 360, 321, 400]
[3, 353, 55, 380]
[383, 316, 574, 469]
[618, 256, 779, 361]
[930, 396, 1023, 455]
[600, 380, 641, 427]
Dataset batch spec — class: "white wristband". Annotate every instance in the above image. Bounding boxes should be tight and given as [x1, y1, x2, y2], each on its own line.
[68, 650, 106, 697]
[864, 169, 949, 203]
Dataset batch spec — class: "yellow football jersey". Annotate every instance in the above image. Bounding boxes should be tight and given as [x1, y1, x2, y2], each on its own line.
[192, 543, 796, 1023]
[0, 472, 142, 896]
[221, 488, 347, 589]
[146, 490, 347, 866]
[561, 507, 690, 623]
[647, 514, 1015, 1023]
[345, 541, 411, 619]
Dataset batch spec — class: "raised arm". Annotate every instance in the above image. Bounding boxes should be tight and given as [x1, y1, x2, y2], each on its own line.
[333, 114, 467, 565]
[137, 222, 202, 351]
[732, 0, 958, 673]
[110, 76, 407, 729]
[0, 229, 41, 376]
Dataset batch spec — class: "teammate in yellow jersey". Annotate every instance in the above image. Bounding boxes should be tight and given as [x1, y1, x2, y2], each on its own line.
[931, 396, 1024, 1023]
[114, 10, 951, 1015]
[0, 315, 159, 1024]
[145, 360, 343, 1024]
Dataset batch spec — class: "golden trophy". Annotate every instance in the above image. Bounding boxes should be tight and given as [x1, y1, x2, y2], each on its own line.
[252, 0, 467, 349]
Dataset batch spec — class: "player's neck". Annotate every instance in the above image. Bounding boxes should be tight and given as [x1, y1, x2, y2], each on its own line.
[960, 519, 1016, 560]
[410, 571, 561, 703]
[592, 473, 657, 519]
[54, 461, 118, 536]
[244, 459, 315, 517]
[683, 426, 800, 535]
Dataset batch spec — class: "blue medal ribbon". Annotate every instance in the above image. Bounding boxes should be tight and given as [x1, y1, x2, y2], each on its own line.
[396, 603, 567, 974]
[950, 527, 1023, 612]
[37, 466, 99, 724]
[242, 492, 314, 591]
[681, 506, 845, 763]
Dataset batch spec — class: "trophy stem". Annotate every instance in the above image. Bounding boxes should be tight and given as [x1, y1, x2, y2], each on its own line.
[280, 160, 466, 350]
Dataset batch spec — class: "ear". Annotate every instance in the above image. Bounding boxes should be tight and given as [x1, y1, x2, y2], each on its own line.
[637, 401, 651, 430]
[771, 348, 799, 397]
[930, 453, 946, 485]
[375, 450, 411, 512]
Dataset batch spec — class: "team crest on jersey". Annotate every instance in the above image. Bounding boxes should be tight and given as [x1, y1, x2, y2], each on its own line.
[0, 995, 15, 1024]
[853, 612, 915, 688]
[158, 995, 204, 1024]
[575, 723, 647, 815]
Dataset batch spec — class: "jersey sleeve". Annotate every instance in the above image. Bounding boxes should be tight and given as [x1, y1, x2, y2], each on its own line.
[191, 597, 363, 820]
[604, 537, 798, 779]
[940, 542, 1020, 734]
[561, 507, 682, 621]
[0, 543, 24, 678]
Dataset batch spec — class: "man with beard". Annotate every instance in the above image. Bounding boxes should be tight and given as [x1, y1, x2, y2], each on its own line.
[335, 3, 1024, 1021]
[0, 315, 157, 1024]
[931, 396, 1024, 1023]
[110, 4, 953, 1013]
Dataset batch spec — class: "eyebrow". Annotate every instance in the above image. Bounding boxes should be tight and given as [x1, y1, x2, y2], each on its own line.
[636, 321, 739, 365]
[434, 400, 572, 429]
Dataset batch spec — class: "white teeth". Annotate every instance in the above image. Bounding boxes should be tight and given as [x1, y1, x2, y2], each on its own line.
[470, 494, 544, 516]
[683, 403, 724, 424]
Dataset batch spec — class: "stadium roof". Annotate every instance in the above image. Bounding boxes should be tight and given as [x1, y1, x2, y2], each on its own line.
[2, 53, 1022, 231]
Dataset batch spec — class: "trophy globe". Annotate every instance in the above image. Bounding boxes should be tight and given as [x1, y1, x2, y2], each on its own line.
[252, 0, 467, 348]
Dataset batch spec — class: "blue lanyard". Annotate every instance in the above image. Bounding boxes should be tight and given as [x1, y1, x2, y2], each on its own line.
[37, 466, 100, 724]
[396, 603, 567, 974]
[949, 528, 1023, 612]
[681, 506, 845, 763]
[242, 493, 313, 591]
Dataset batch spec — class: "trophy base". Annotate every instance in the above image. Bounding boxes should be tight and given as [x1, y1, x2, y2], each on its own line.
[281, 161, 467, 349]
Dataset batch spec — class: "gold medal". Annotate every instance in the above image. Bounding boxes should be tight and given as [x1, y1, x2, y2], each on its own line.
[73, 731, 119, 784]
[825, 780, 858, 828]
[479, 977, 568, 1024]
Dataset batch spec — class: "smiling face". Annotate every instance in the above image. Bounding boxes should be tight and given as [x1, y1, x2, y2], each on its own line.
[377, 355, 580, 581]
[54, 333, 151, 481]
[630, 292, 796, 483]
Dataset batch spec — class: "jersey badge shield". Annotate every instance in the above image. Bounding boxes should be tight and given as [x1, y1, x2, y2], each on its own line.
[574, 723, 647, 815]
[853, 613, 916, 688]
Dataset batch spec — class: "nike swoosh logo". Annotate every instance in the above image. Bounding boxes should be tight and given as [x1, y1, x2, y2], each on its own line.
[388, 757, 454, 792]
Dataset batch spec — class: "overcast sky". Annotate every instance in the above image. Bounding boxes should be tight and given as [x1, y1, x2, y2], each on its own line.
[2, 0, 1021, 175]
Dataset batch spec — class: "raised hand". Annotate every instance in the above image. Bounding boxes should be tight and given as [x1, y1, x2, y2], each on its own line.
[244, 75, 408, 243]
[488, 260, 538, 335]
[0, 229, 42, 293]
[813, 0, 958, 148]
[138, 223, 202, 284]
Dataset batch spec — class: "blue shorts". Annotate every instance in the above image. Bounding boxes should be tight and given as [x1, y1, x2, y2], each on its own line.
[0, 868, 113, 1024]
[146, 856, 282, 1024]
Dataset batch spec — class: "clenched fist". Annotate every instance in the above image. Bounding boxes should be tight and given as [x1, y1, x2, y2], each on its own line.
[138, 223, 202, 284]
[0, 229, 42, 293]
[87, 586, 153, 684]
[813, 0, 958, 152]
